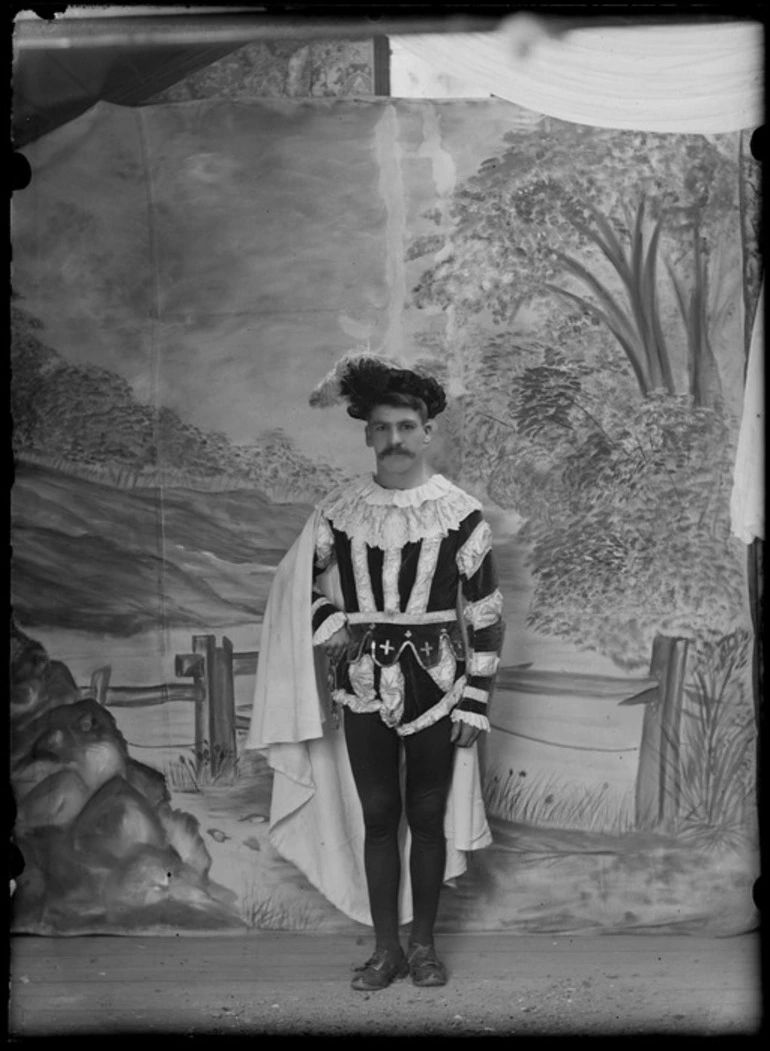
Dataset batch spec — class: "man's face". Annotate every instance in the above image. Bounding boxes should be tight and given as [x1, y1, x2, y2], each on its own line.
[365, 404, 432, 472]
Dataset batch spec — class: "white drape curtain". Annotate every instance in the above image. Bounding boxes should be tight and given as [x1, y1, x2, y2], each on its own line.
[391, 21, 764, 133]
[730, 278, 765, 545]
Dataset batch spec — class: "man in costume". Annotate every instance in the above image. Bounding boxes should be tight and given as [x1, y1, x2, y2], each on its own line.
[246, 352, 504, 991]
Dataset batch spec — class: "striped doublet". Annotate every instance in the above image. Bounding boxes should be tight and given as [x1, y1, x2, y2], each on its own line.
[310, 474, 504, 735]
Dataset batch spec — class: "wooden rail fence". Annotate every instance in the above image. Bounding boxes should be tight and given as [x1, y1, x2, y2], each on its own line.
[82, 632, 690, 829]
[82, 634, 256, 779]
[619, 635, 690, 829]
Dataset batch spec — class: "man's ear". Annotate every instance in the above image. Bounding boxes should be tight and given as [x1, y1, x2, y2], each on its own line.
[423, 421, 433, 443]
[364, 423, 373, 448]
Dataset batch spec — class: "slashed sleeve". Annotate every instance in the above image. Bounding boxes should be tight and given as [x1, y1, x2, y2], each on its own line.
[311, 513, 347, 646]
[453, 510, 505, 732]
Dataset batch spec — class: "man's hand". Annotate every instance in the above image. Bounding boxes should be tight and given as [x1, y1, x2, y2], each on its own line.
[321, 625, 351, 662]
[450, 720, 481, 748]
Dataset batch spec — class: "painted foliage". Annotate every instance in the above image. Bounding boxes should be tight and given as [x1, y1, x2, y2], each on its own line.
[10, 97, 758, 936]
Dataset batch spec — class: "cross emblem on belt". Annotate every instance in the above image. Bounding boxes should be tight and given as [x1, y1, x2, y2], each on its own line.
[380, 639, 394, 656]
[420, 642, 433, 658]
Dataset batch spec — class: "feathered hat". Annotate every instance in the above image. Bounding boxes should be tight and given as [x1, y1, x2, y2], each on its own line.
[309, 350, 447, 420]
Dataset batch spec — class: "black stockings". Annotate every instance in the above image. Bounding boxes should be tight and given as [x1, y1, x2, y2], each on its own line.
[343, 709, 455, 951]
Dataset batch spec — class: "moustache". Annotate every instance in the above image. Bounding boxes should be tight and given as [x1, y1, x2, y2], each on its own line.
[381, 448, 414, 458]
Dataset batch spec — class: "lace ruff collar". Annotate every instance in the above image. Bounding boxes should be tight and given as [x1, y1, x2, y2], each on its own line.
[318, 473, 481, 549]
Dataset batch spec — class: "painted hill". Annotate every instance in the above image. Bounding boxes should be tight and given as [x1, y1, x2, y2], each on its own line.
[11, 461, 312, 636]
[10, 304, 346, 503]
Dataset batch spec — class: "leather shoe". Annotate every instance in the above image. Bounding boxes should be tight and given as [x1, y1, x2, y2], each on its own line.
[407, 943, 448, 987]
[351, 946, 409, 991]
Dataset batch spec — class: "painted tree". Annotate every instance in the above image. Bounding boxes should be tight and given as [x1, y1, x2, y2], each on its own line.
[407, 118, 746, 670]
[481, 351, 746, 670]
[545, 200, 727, 409]
[410, 118, 737, 335]
[410, 120, 737, 414]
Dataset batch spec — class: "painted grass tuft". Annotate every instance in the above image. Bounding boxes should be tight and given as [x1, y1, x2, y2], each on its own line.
[163, 743, 240, 794]
[239, 885, 320, 931]
[665, 629, 756, 852]
[483, 767, 635, 835]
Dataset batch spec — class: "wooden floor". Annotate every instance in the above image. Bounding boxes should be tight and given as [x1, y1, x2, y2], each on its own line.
[9, 931, 762, 1038]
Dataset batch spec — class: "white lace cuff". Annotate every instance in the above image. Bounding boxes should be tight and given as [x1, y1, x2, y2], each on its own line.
[450, 709, 491, 732]
[312, 611, 348, 647]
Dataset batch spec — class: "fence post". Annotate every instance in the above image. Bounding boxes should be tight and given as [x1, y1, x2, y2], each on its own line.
[211, 636, 237, 779]
[89, 666, 112, 706]
[192, 635, 216, 777]
[657, 636, 689, 825]
[635, 635, 689, 830]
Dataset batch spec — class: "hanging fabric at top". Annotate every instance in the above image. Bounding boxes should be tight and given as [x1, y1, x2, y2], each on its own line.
[391, 21, 764, 133]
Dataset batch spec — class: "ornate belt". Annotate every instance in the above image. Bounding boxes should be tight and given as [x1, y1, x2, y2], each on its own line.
[345, 617, 465, 671]
[347, 610, 457, 625]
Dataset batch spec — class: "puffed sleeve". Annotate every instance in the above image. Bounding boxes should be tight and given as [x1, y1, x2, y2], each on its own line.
[453, 510, 504, 731]
[311, 513, 347, 646]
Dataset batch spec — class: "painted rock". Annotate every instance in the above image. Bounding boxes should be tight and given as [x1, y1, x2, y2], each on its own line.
[104, 844, 180, 912]
[16, 768, 92, 830]
[12, 757, 67, 802]
[157, 804, 212, 878]
[16, 698, 130, 769]
[125, 759, 171, 809]
[72, 776, 166, 860]
[10, 625, 80, 729]
[68, 741, 127, 793]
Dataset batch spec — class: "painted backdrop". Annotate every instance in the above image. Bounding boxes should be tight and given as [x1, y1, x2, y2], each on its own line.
[10, 96, 759, 936]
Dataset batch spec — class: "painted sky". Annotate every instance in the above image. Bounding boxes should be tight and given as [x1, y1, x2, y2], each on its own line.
[12, 97, 540, 474]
